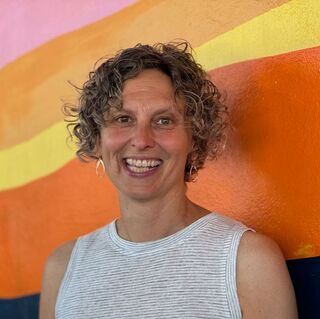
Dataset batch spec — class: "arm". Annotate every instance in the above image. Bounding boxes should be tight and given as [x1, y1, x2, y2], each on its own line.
[237, 232, 298, 319]
[39, 240, 76, 319]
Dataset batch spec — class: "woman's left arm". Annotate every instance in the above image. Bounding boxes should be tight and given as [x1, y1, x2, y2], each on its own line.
[237, 231, 298, 319]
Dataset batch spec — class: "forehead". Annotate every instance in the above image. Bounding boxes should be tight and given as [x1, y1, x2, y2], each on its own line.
[122, 69, 173, 100]
[121, 69, 183, 112]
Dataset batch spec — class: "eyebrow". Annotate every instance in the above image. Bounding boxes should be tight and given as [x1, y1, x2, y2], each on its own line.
[150, 106, 182, 116]
[110, 105, 183, 115]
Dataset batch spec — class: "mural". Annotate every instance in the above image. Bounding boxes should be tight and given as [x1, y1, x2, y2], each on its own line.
[0, 0, 319, 318]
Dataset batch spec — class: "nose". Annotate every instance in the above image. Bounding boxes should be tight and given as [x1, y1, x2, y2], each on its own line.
[130, 123, 155, 150]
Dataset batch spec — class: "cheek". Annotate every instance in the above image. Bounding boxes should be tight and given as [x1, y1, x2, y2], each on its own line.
[156, 130, 192, 157]
[100, 129, 128, 154]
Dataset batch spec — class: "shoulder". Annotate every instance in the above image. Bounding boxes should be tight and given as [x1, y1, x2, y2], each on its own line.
[206, 212, 249, 231]
[47, 240, 77, 267]
[236, 232, 298, 319]
[39, 240, 77, 319]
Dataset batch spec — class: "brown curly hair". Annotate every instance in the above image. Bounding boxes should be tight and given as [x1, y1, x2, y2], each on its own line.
[64, 41, 227, 182]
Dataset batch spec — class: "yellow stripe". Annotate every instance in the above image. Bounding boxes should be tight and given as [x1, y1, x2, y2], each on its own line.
[0, 121, 75, 190]
[195, 0, 320, 70]
[1, 0, 320, 191]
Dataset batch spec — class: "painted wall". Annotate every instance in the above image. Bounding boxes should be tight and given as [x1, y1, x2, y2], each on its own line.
[0, 0, 319, 317]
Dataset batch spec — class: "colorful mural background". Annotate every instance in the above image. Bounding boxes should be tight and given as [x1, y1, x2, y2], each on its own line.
[1, 0, 319, 318]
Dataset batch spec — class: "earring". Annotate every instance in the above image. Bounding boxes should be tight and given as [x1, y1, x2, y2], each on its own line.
[189, 165, 198, 182]
[96, 158, 105, 177]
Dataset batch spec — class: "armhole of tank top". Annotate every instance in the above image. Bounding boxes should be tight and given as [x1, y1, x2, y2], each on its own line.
[55, 237, 81, 317]
[226, 225, 254, 319]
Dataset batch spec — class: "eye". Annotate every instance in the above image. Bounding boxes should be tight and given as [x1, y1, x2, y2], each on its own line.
[155, 117, 173, 125]
[115, 115, 132, 123]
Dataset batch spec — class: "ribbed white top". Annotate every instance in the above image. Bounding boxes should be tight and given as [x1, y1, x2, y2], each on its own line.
[56, 213, 251, 319]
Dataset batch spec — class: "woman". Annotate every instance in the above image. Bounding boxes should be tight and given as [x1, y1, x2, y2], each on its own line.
[40, 42, 297, 318]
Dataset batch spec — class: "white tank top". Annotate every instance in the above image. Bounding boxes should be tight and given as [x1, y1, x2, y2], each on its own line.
[56, 213, 251, 318]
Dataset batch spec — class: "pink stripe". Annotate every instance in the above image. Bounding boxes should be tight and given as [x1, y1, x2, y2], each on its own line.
[0, 0, 137, 68]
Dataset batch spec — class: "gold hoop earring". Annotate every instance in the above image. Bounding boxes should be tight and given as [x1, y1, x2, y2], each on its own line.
[189, 165, 198, 183]
[96, 158, 105, 177]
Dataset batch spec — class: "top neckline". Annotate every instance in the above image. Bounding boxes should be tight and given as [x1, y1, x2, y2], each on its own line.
[107, 213, 216, 256]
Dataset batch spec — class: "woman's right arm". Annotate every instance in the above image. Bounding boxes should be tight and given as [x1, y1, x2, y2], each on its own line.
[39, 240, 76, 319]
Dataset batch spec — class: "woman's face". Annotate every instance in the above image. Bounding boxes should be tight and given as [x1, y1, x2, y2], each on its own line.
[98, 69, 192, 201]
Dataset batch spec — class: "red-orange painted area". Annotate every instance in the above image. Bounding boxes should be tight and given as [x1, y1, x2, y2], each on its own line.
[1, 46, 319, 298]
[189, 45, 320, 260]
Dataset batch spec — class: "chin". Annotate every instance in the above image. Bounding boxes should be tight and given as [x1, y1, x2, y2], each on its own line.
[119, 183, 163, 201]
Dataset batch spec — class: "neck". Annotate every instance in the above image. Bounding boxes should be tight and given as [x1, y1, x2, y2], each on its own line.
[116, 188, 209, 242]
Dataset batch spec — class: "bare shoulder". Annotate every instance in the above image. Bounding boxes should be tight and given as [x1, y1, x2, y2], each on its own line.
[39, 240, 77, 319]
[236, 231, 298, 319]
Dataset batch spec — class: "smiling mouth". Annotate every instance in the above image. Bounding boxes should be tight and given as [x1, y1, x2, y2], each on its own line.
[124, 158, 162, 173]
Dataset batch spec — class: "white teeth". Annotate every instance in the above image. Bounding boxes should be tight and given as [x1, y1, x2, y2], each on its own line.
[125, 158, 161, 168]
[128, 166, 152, 173]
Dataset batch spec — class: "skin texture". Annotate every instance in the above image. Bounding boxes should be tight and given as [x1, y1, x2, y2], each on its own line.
[39, 69, 297, 318]
[39, 240, 76, 319]
[237, 232, 298, 318]
[100, 69, 192, 203]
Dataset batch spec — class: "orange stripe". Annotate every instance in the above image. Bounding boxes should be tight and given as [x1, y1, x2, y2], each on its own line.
[0, 159, 119, 297]
[0, 0, 289, 149]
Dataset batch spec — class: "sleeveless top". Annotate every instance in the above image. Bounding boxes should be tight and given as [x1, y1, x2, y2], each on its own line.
[56, 213, 252, 319]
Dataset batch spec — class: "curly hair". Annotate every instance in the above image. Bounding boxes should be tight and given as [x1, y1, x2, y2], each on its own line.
[64, 41, 227, 182]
